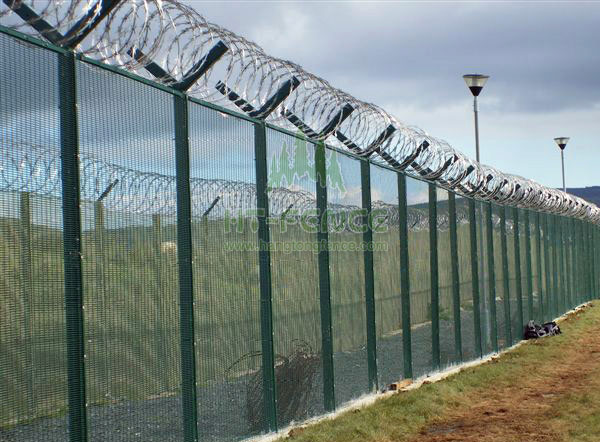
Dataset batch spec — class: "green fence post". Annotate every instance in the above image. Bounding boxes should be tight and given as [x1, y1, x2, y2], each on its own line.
[536, 212, 544, 321]
[568, 218, 574, 306]
[559, 217, 566, 313]
[485, 203, 498, 352]
[556, 216, 562, 313]
[20, 192, 35, 417]
[315, 142, 335, 410]
[361, 160, 378, 391]
[499, 206, 512, 346]
[513, 208, 524, 335]
[571, 218, 580, 305]
[592, 225, 597, 301]
[587, 221, 596, 299]
[524, 210, 534, 320]
[174, 93, 199, 441]
[586, 222, 591, 302]
[592, 224, 596, 301]
[597, 225, 599, 300]
[582, 221, 588, 302]
[572, 218, 578, 306]
[588, 222, 594, 301]
[468, 199, 482, 357]
[584, 221, 590, 302]
[577, 219, 581, 305]
[59, 50, 87, 442]
[554, 215, 563, 317]
[448, 192, 462, 362]
[398, 174, 413, 378]
[254, 122, 278, 431]
[428, 183, 440, 369]
[550, 214, 558, 318]
[596, 225, 599, 300]
[581, 221, 592, 301]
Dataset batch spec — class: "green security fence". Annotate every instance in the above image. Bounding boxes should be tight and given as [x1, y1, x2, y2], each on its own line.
[1, 24, 600, 442]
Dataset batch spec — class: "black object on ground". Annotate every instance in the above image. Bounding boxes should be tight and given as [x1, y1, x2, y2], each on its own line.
[523, 320, 562, 340]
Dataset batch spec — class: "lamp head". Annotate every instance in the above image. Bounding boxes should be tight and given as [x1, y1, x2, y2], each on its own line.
[554, 137, 570, 150]
[463, 74, 489, 97]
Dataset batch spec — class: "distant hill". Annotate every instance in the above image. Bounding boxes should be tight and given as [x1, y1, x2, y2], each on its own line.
[567, 186, 600, 207]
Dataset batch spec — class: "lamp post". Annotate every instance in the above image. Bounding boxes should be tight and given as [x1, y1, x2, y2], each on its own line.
[554, 137, 569, 193]
[463, 74, 490, 349]
[463, 74, 490, 162]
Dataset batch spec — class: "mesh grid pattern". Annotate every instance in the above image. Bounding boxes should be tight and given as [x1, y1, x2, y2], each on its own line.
[506, 210, 520, 343]
[455, 195, 476, 361]
[1, 25, 598, 441]
[371, 164, 403, 388]
[492, 204, 508, 350]
[437, 189, 456, 367]
[476, 202, 493, 355]
[188, 103, 264, 440]
[76, 61, 182, 441]
[328, 152, 368, 406]
[0, 33, 68, 441]
[406, 177, 432, 377]
[539, 220, 549, 320]
[529, 212, 542, 322]
[266, 129, 324, 428]
[519, 209, 529, 323]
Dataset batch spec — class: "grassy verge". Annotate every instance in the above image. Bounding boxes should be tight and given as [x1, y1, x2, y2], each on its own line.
[277, 302, 600, 442]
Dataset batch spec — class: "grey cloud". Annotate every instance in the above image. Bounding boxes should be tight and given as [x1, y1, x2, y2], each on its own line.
[185, 1, 600, 113]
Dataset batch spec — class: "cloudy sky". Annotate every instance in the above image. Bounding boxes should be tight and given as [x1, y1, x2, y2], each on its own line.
[184, 0, 600, 190]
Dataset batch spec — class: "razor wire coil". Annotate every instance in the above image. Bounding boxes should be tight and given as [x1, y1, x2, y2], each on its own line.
[1, 0, 598, 224]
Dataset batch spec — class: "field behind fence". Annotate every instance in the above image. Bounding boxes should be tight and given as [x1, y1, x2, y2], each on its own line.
[1, 24, 599, 442]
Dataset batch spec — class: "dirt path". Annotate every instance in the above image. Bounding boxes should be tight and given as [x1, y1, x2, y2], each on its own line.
[412, 305, 600, 442]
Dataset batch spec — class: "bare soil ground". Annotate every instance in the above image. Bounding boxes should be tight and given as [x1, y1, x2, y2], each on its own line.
[413, 304, 600, 442]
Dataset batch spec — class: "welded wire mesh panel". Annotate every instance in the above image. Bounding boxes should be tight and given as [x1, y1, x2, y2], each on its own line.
[188, 104, 263, 440]
[560, 218, 570, 312]
[506, 210, 520, 342]
[266, 130, 323, 428]
[476, 201, 493, 355]
[518, 209, 528, 325]
[436, 189, 456, 367]
[539, 219, 549, 320]
[76, 61, 182, 441]
[455, 196, 476, 361]
[564, 221, 574, 310]
[370, 164, 403, 388]
[328, 152, 367, 406]
[529, 212, 542, 321]
[492, 205, 508, 350]
[543, 219, 554, 319]
[0, 34, 68, 441]
[406, 177, 431, 377]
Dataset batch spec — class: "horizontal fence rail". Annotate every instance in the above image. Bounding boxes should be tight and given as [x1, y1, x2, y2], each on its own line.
[0, 6, 599, 442]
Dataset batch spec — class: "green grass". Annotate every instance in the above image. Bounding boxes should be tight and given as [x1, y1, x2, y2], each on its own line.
[275, 302, 600, 442]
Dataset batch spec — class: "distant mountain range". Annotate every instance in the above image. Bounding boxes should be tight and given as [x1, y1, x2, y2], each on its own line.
[567, 186, 600, 207]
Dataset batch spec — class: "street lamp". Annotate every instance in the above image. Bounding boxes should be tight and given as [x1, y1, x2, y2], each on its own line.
[463, 74, 490, 162]
[463, 73, 490, 353]
[554, 137, 569, 193]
